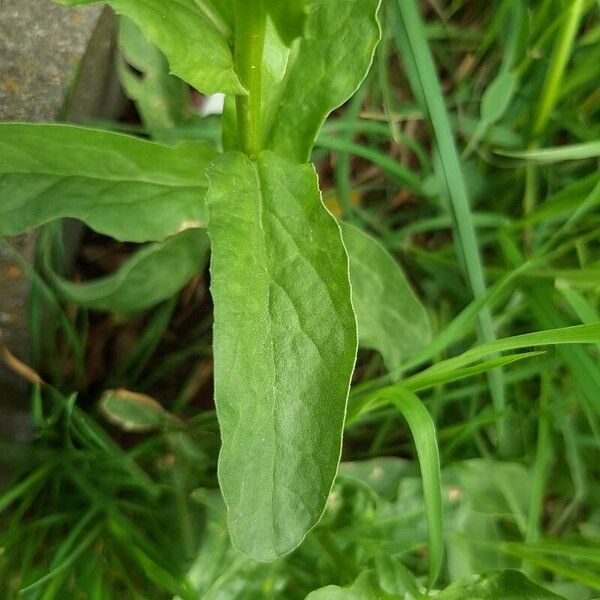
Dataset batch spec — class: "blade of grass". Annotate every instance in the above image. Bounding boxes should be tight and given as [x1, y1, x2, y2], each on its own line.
[392, 0, 510, 454]
[0, 464, 52, 512]
[351, 323, 600, 422]
[410, 323, 600, 383]
[316, 135, 425, 196]
[386, 386, 443, 587]
[531, 0, 586, 138]
[23, 520, 103, 596]
[332, 84, 369, 221]
[551, 408, 588, 534]
[498, 141, 600, 162]
[109, 519, 197, 600]
[524, 373, 552, 577]
[405, 351, 545, 395]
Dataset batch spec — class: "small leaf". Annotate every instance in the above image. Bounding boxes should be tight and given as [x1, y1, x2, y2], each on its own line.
[44, 230, 210, 313]
[481, 70, 518, 125]
[55, 0, 244, 94]
[263, 18, 290, 83]
[206, 151, 357, 561]
[0, 124, 216, 242]
[306, 570, 406, 599]
[435, 569, 568, 600]
[118, 17, 191, 141]
[264, 0, 382, 162]
[100, 389, 170, 432]
[341, 222, 431, 373]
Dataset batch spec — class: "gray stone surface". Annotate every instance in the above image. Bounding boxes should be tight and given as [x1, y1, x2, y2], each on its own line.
[1, 1, 122, 439]
[0, 0, 103, 121]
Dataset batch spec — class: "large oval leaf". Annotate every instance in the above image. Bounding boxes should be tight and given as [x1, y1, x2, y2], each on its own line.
[206, 150, 357, 561]
[55, 0, 244, 95]
[44, 230, 210, 313]
[0, 124, 216, 242]
[341, 222, 431, 373]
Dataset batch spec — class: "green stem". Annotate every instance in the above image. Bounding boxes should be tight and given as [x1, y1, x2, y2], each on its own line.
[525, 373, 551, 576]
[234, 0, 266, 157]
[532, 0, 584, 138]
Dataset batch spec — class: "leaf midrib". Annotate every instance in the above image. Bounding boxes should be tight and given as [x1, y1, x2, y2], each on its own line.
[250, 159, 282, 555]
[0, 171, 206, 189]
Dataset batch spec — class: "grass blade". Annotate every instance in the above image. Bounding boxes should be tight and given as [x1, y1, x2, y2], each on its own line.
[392, 0, 509, 452]
[386, 386, 443, 587]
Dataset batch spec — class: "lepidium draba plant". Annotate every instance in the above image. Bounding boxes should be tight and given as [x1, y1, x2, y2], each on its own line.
[0, 0, 391, 561]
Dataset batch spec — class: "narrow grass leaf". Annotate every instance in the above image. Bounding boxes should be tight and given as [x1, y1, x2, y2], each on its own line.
[497, 141, 600, 162]
[392, 0, 507, 449]
[409, 323, 600, 386]
[385, 387, 443, 586]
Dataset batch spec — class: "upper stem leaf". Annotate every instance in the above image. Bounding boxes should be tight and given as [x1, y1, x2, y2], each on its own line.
[54, 0, 245, 95]
[263, 0, 382, 162]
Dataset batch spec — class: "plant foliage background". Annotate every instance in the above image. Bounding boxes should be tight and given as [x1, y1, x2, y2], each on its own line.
[0, 0, 599, 598]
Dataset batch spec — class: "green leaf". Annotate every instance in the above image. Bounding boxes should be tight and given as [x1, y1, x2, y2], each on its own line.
[306, 562, 423, 600]
[387, 387, 443, 586]
[263, 18, 291, 83]
[405, 323, 600, 391]
[55, 0, 243, 94]
[206, 150, 357, 561]
[496, 141, 600, 163]
[263, 0, 382, 162]
[307, 569, 568, 600]
[306, 570, 402, 600]
[393, 0, 508, 451]
[44, 230, 209, 313]
[117, 17, 191, 142]
[263, 0, 307, 46]
[481, 70, 518, 126]
[435, 569, 567, 600]
[0, 124, 216, 242]
[99, 389, 171, 432]
[341, 222, 431, 372]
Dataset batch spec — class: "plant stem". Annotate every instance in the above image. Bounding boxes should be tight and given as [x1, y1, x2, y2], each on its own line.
[525, 373, 551, 577]
[234, 0, 266, 158]
[531, 0, 584, 138]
